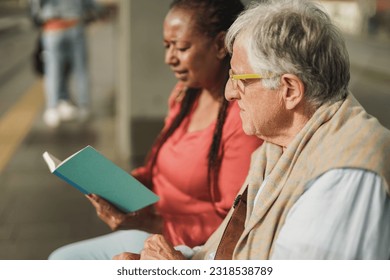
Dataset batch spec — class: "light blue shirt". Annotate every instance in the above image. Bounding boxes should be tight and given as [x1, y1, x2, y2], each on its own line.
[177, 168, 390, 259]
[270, 168, 390, 259]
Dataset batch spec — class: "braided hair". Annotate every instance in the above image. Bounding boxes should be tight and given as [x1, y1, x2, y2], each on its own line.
[146, 0, 244, 216]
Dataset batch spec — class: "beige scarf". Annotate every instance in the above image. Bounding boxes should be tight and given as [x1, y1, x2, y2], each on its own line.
[193, 93, 390, 259]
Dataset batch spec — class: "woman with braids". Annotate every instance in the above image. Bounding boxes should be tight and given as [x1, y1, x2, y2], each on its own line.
[48, 0, 262, 260]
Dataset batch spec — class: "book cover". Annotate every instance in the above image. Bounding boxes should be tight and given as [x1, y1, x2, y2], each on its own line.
[42, 145, 159, 213]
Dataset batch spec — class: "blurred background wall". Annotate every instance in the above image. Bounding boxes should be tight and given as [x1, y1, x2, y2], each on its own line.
[127, 0, 175, 167]
[124, 0, 390, 168]
[0, 0, 389, 168]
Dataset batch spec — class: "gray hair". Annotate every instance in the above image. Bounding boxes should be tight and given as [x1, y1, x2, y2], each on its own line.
[226, 0, 350, 107]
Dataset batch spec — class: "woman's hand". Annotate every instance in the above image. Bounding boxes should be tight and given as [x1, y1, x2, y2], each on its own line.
[86, 194, 163, 232]
[86, 194, 129, 230]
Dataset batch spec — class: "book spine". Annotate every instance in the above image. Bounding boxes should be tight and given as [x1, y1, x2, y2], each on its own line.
[53, 171, 89, 194]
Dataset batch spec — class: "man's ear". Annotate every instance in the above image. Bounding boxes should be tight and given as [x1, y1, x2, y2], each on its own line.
[280, 74, 305, 110]
[214, 31, 227, 60]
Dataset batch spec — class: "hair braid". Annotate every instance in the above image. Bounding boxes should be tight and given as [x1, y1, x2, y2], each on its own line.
[207, 97, 229, 216]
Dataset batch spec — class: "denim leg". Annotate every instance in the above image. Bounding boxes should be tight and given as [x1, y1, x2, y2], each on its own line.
[70, 25, 89, 108]
[42, 30, 67, 109]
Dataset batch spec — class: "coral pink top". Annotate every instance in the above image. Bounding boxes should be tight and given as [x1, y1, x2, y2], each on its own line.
[132, 83, 263, 247]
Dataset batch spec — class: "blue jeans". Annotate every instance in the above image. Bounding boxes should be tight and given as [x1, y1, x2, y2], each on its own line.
[47, 229, 195, 260]
[42, 24, 89, 109]
[48, 230, 152, 260]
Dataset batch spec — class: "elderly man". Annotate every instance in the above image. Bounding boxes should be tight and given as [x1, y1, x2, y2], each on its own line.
[115, 0, 390, 260]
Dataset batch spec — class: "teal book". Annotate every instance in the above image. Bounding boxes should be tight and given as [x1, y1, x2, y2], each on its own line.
[42, 145, 159, 213]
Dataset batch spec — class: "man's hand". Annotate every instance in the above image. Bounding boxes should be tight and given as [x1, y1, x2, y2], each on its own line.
[113, 252, 140, 260]
[112, 235, 186, 260]
[140, 234, 186, 260]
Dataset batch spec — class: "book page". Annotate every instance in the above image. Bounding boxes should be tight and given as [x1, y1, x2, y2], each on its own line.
[42, 152, 62, 172]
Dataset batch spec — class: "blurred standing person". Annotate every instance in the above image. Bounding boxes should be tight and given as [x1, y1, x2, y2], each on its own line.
[29, 0, 104, 128]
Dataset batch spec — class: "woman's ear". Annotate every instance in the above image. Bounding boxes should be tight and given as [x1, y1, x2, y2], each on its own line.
[280, 74, 305, 110]
[214, 31, 227, 60]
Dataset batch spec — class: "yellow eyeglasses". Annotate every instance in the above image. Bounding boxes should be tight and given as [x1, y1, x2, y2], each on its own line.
[229, 69, 273, 90]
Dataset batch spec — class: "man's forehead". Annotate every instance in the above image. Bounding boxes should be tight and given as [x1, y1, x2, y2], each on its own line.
[231, 40, 251, 71]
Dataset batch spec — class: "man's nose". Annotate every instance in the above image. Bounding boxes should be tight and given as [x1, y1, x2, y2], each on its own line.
[224, 79, 239, 101]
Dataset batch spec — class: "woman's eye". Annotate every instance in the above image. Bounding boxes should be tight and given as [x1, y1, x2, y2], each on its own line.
[163, 42, 190, 52]
[176, 44, 190, 51]
[177, 47, 189, 52]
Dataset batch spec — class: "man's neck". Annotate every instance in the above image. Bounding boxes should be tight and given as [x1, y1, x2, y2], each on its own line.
[262, 108, 314, 149]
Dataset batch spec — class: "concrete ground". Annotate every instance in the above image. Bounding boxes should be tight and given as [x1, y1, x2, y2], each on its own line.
[0, 19, 118, 260]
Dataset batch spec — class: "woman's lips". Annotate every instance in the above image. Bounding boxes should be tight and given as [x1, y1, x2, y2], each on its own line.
[173, 70, 188, 79]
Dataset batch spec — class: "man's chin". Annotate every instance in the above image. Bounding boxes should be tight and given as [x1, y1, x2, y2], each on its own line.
[242, 125, 254, 136]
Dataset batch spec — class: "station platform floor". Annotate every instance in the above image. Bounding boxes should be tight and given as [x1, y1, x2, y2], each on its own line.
[0, 20, 120, 259]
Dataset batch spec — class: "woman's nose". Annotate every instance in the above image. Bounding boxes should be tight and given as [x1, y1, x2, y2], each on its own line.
[164, 46, 178, 65]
